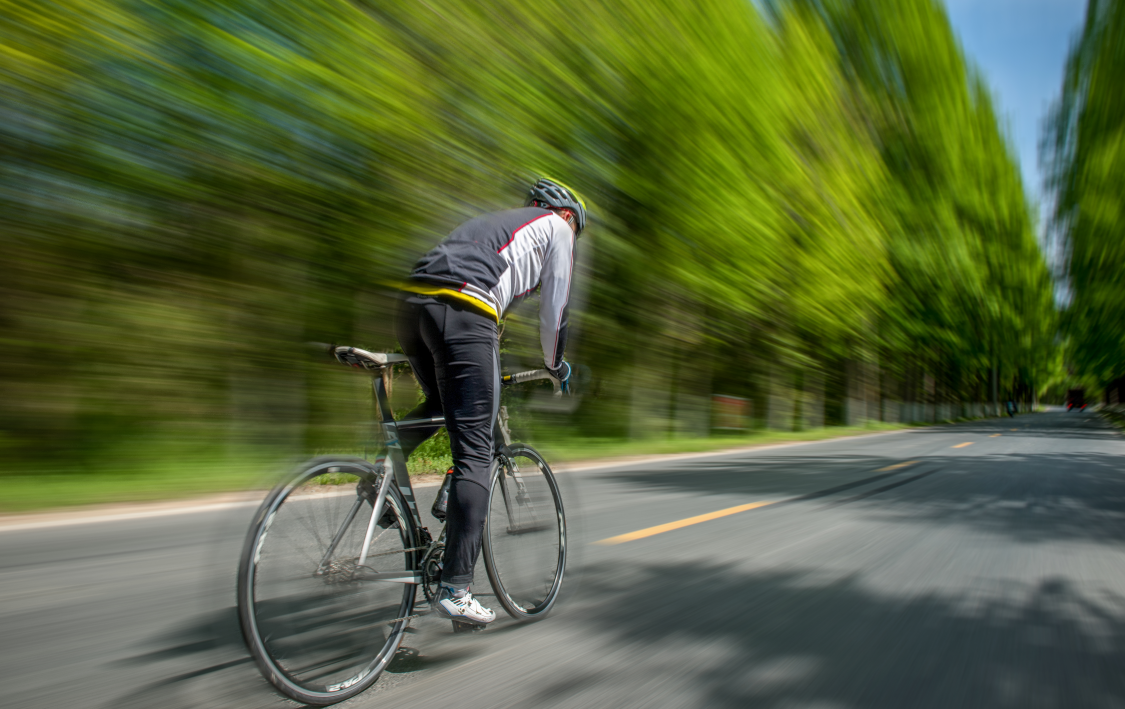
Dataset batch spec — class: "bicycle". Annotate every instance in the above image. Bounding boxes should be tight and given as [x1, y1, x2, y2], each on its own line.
[236, 344, 567, 705]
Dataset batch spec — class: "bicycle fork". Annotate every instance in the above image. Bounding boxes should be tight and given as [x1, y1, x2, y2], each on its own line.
[495, 406, 549, 534]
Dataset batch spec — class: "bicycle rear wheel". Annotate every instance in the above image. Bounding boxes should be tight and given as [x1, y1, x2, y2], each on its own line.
[482, 445, 566, 620]
[237, 457, 418, 705]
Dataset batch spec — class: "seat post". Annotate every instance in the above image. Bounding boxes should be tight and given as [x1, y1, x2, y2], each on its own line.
[371, 371, 395, 423]
[498, 405, 513, 447]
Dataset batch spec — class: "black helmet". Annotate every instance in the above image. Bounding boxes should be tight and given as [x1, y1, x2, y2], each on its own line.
[526, 177, 587, 235]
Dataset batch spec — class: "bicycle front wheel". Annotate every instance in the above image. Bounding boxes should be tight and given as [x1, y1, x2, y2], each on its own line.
[237, 457, 418, 705]
[482, 445, 566, 620]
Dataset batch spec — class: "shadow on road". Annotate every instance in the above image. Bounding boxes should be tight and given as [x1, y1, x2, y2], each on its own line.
[534, 561, 1125, 709]
[599, 413, 1125, 545]
[100, 603, 476, 708]
[605, 453, 1125, 541]
[93, 410, 1125, 708]
[905, 411, 1120, 441]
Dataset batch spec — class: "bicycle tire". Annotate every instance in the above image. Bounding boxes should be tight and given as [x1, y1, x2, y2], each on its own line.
[237, 456, 418, 705]
[482, 445, 567, 620]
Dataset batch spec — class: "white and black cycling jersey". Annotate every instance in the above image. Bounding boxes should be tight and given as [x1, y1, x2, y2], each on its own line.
[406, 207, 574, 370]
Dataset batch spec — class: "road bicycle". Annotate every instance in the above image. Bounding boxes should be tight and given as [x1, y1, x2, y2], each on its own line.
[236, 344, 567, 705]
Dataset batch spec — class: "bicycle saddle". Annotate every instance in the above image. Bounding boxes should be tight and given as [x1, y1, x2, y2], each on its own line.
[328, 344, 409, 369]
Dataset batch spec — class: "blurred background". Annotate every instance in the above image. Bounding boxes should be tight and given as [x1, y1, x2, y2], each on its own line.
[1, 0, 1121, 511]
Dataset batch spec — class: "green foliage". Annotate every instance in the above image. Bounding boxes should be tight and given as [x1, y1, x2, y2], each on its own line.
[0, 0, 1055, 481]
[1046, 0, 1125, 392]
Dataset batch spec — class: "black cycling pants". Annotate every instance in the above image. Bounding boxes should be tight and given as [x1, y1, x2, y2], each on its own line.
[395, 294, 498, 589]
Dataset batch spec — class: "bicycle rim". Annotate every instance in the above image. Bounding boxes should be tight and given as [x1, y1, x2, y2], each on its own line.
[237, 458, 416, 705]
[483, 445, 566, 620]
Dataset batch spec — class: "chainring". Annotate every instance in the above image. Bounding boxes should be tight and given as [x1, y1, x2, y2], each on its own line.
[420, 542, 445, 604]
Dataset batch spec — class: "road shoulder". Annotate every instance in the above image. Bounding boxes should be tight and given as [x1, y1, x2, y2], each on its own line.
[0, 427, 923, 531]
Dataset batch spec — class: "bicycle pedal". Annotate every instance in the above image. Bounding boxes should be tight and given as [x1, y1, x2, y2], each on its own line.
[451, 620, 486, 633]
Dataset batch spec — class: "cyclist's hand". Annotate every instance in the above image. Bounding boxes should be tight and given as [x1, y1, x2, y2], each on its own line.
[547, 361, 573, 394]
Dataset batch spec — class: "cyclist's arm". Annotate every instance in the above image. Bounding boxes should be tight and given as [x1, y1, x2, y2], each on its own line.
[539, 217, 575, 371]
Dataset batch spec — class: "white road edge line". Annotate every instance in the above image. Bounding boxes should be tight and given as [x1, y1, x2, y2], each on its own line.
[0, 480, 445, 533]
[555, 427, 913, 474]
[1, 428, 919, 532]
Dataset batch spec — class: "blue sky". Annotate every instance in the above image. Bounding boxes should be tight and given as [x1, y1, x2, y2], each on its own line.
[943, 0, 1088, 211]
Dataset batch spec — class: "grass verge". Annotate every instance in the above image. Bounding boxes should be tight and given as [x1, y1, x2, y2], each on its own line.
[0, 422, 924, 514]
[1100, 406, 1125, 432]
[0, 456, 275, 514]
[537, 422, 912, 464]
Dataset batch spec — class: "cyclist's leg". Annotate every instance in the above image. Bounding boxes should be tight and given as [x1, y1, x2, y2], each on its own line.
[394, 294, 445, 455]
[418, 302, 499, 591]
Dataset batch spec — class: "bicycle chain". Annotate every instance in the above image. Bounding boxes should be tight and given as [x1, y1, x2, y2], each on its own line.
[383, 613, 421, 626]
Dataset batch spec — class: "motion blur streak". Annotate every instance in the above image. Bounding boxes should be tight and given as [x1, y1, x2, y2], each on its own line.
[4, 0, 1125, 704]
[1, 0, 1082, 513]
[874, 461, 917, 472]
[3, 411, 1125, 708]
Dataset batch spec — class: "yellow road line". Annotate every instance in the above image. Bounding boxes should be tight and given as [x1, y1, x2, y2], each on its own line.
[593, 501, 774, 545]
[953, 442, 973, 448]
[875, 460, 917, 472]
[989, 434, 1001, 438]
[594, 459, 921, 546]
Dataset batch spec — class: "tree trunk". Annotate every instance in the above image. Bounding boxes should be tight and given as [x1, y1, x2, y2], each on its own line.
[673, 355, 712, 437]
[767, 363, 795, 431]
[802, 369, 825, 429]
[629, 344, 672, 439]
[991, 365, 999, 417]
[846, 359, 872, 426]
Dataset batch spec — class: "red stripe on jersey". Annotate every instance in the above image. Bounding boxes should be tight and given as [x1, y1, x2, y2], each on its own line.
[497, 213, 553, 253]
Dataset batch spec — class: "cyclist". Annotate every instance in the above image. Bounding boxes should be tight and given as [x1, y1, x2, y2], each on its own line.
[394, 177, 585, 625]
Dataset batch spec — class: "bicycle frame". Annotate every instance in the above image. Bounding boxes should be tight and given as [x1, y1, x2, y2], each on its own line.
[239, 347, 565, 705]
[324, 360, 551, 584]
[337, 373, 427, 578]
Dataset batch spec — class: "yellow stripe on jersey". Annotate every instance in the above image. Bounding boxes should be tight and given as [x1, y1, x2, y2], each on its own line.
[398, 282, 500, 323]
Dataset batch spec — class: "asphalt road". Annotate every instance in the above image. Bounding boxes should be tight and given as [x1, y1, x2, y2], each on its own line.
[3, 410, 1125, 708]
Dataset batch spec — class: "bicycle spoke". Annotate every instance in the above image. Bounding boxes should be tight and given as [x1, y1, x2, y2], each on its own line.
[484, 446, 566, 619]
[241, 463, 416, 700]
[317, 495, 365, 573]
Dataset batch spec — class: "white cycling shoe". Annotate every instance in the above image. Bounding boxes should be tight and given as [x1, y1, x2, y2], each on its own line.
[432, 586, 496, 625]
